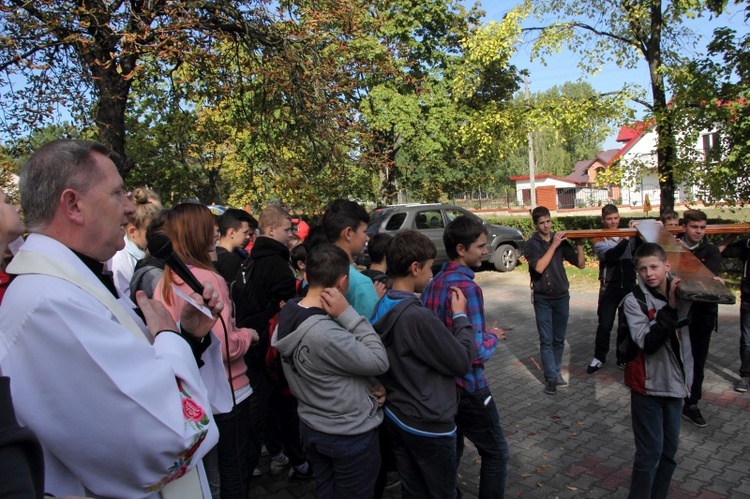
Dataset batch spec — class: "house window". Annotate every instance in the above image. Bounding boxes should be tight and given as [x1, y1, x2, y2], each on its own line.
[702, 132, 721, 162]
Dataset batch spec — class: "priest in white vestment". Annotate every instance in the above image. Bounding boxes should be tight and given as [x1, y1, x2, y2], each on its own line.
[0, 140, 231, 498]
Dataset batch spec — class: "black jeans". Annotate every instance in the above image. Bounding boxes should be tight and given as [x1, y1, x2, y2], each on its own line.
[212, 395, 261, 499]
[594, 283, 629, 363]
[455, 387, 509, 499]
[385, 416, 457, 498]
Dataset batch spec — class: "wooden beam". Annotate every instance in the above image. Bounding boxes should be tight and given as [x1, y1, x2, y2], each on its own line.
[563, 223, 750, 240]
[632, 220, 734, 304]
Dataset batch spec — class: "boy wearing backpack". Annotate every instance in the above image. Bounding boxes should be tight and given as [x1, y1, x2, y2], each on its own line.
[624, 243, 693, 499]
[371, 231, 475, 498]
[272, 244, 389, 497]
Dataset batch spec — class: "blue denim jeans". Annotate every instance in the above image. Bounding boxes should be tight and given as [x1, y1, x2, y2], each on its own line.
[628, 392, 682, 499]
[455, 387, 509, 499]
[384, 416, 457, 499]
[740, 300, 750, 378]
[533, 295, 570, 381]
[300, 422, 380, 499]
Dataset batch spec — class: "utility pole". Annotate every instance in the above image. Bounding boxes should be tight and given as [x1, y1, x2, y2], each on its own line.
[523, 72, 537, 209]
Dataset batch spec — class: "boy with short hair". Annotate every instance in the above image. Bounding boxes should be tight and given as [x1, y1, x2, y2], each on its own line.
[322, 199, 382, 317]
[679, 209, 721, 427]
[422, 215, 509, 499]
[215, 208, 258, 284]
[660, 210, 680, 227]
[362, 233, 393, 287]
[523, 206, 585, 394]
[588, 204, 637, 374]
[624, 243, 692, 499]
[371, 230, 475, 498]
[272, 243, 389, 498]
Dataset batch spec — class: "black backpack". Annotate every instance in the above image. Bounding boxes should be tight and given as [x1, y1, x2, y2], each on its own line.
[229, 257, 289, 390]
[616, 286, 650, 363]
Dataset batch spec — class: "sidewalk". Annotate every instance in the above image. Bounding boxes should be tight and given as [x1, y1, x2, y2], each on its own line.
[249, 272, 750, 498]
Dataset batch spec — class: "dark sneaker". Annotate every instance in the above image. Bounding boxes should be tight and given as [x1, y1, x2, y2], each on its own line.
[544, 379, 557, 395]
[288, 466, 314, 482]
[556, 375, 568, 387]
[616, 362, 627, 370]
[682, 405, 707, 428]
[587, 358, 603, 374]
[735, 377, 750, 393]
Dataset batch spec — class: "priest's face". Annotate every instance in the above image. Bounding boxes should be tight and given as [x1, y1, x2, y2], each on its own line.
[81, 152, 135, 261]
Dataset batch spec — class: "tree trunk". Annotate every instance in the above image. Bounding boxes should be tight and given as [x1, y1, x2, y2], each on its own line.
[93, 68, 133, 177]
[647, 0, 675, 215]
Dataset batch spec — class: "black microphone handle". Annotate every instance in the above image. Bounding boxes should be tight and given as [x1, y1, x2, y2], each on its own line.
[164, 254, 205, 295]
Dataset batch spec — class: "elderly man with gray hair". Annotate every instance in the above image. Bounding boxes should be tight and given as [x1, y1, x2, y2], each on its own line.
[0, 139, 231, 498]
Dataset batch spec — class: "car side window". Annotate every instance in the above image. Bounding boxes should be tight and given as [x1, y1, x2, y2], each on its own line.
[445, 209, 465, 223]
[415, 211, 443, 229]
[385, 213, 407, 231]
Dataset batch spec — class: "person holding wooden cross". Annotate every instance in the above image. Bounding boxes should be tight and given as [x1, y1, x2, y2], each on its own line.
[679, 209, 722, 428]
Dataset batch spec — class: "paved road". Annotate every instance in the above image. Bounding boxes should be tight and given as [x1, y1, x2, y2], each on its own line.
[249, 269, 750, 498]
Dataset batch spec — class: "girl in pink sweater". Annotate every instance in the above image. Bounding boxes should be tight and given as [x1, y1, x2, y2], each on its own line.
[153, 203, 259, 498]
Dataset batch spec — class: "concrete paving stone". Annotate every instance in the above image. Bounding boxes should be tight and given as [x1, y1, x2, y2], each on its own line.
[248, 273, 750, 499]
[704, 476, 739, 496]
[730, 480, 750, 497]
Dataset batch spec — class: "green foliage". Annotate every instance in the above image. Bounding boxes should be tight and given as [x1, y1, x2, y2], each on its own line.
[670, 2, 750, 206]
[528, 0, 707, 213]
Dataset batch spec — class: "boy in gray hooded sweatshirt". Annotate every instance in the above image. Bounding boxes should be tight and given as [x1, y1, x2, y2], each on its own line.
[272, 243, 389, 498]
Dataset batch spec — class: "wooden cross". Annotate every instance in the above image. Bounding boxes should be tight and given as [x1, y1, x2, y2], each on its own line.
[565, 220, 744, 304]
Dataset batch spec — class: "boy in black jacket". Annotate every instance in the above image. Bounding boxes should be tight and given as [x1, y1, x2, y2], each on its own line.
[679, 209, 722, 427]
[371, 230, 475, 498]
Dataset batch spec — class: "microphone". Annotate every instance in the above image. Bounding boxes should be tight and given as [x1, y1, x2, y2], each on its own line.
[147, 233, 205, 295]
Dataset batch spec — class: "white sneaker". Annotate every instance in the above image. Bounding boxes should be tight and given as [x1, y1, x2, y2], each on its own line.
[269, 454, 290, 476]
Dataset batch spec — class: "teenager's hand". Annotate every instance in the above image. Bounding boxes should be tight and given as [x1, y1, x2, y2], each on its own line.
[668, 277, 681, 309]
[449, 286, 467, 316]
[371, 382, 386, 407]
[487, 321, 506, 340]
[712, 275, 726, 286]
[244, 327, 260, 345]
[374, 280, 387, 299]
[180, 282, 223, 338]
[320, 287, 349, 318]
[551, 231, 567, 249]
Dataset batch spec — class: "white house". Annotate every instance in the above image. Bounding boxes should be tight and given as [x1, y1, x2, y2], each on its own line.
[607, 122, 706, 207]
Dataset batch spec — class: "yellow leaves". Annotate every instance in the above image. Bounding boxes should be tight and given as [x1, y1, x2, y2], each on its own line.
[452, 2, 530, 99]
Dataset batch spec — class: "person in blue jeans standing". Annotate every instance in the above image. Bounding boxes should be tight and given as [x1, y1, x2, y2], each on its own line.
[422, 215, 510, 499]
[523, 206, 585, 395]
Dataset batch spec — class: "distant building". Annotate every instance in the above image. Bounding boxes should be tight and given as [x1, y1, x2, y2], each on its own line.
[511, 121, 717, 210]
[510, 149, 619, 210]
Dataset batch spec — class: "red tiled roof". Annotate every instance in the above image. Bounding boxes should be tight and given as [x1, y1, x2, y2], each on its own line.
[607, 122, 655, 167]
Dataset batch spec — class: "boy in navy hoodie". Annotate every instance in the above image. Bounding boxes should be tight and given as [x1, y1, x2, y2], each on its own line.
[371, 231, 475, 498]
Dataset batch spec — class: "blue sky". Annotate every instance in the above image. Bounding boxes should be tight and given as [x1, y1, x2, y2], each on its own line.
[472, 1, 749, 149]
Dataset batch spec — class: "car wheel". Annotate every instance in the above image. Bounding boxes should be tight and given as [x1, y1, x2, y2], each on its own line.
[493, 244, 517, 272]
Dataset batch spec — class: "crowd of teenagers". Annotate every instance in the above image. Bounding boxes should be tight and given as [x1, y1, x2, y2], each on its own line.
[0, 139, 748, 499]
